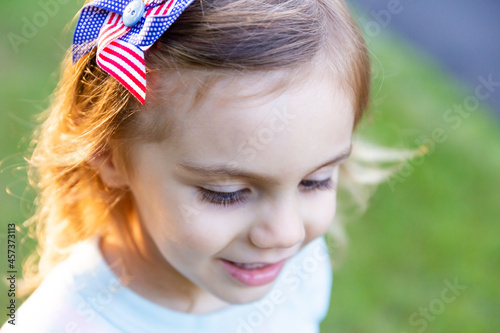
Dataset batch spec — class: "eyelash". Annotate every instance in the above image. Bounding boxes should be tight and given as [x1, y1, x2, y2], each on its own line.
[197, 178, 334, 207]
[300, 178, 335, 191]
[197, 188, 250, 207]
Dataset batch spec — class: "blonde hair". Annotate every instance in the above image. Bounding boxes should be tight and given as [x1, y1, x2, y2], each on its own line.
[23, 0, 374, 293]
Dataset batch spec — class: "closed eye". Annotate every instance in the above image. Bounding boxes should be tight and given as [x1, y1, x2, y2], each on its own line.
[197, 188, 250, 207]
[299, 178, 335, 191]
[197, 178, 335, 207]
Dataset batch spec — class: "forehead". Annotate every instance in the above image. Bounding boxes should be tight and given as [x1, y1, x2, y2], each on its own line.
[151, 69, 354, 180]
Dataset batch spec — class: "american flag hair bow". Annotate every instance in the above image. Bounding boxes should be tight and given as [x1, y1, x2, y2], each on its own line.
[73, 0, 194, 104]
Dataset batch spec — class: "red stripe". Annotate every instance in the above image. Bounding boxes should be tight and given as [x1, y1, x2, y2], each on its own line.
[146, 3, 155, 16]
[98, 59, 145, 104]
[97, 54, 146, 102]
[105, 12, 114, 25]
[160, 0, 175, 15]
[111, 41, 145, 76]
[146, 0, 174, 17]
[154, 2, 163, 15]
[98, 52, 145, 91]
[104, 48, 146, 81]
[99, 19, 128, 51]
[105, 12, 119, 25]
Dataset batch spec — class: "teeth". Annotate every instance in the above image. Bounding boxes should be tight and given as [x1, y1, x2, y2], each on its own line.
[233, 262, 267, 269]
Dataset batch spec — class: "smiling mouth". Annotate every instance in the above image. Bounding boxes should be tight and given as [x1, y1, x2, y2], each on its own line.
[220, 259, 287, 287]
[232, 262, 269, 269]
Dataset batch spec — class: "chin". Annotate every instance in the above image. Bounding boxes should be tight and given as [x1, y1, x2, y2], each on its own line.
[215, 284, 274, 305]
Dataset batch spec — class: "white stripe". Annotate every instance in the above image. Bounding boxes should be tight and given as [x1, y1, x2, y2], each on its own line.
[106, 44, 145, 74]
[153, 0, 176, 17]
[108, 12, 120, 25]
[113, 39, 145, 64]
[98, 13, 127, 51]
[97, 57, 146, 100]
[99, 48, 146, 88]
[99, 23, 128, 51]
[101, 12, 120, 39]
[99, 49, 147, 87]
[141, 44, 153, 51]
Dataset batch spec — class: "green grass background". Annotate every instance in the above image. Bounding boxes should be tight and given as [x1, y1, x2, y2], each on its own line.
[1, 1, 499, 331]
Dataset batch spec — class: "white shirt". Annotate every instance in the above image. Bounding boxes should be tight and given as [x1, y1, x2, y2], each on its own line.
[1, 237, 332, 333]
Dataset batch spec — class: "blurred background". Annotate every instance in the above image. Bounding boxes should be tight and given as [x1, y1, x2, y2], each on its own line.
[1, 0, 499, 331]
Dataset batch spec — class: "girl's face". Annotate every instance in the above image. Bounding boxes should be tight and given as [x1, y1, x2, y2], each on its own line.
[123, 70, 354, 308]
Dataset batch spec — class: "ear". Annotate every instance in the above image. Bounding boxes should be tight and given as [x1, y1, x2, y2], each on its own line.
[88, 148, 129, 189]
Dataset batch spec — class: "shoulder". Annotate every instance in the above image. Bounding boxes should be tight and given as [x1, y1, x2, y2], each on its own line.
[1, 239, 122, 333]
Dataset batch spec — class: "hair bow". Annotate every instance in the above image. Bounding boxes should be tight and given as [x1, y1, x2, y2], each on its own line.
[73, 0, 194, 104]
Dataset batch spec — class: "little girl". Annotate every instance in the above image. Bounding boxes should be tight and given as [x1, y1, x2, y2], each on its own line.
[2, 0, 372, 332]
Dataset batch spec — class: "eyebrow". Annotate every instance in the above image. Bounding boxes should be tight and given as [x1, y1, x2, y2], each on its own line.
[176, 145, 352, 183]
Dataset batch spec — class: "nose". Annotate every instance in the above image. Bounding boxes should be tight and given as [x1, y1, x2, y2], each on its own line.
[249, 195, 305, 249]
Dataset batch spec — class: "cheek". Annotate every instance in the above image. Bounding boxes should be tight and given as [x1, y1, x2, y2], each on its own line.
[140, 188, 244, 259]
[177, 207, 250, 253]
[305, 191, 338, 241]
[130, 164, 243, 252]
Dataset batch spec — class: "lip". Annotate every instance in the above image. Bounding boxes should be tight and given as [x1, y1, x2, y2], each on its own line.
[220, 258, 287, 287]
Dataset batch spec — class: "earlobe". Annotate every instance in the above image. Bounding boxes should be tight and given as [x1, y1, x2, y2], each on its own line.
[88, 149, 129, 189]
